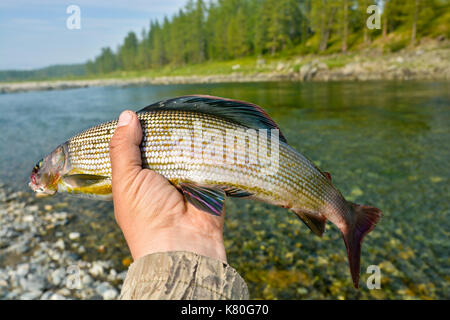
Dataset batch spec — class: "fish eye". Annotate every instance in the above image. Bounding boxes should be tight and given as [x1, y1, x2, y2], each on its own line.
[33, 159, 43, 172]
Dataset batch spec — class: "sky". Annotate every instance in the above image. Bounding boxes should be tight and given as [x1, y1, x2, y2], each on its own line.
[0, 0, 187, 70]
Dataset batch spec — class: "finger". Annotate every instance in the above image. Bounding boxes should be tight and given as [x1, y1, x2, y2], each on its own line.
[109, 111, 143, 189]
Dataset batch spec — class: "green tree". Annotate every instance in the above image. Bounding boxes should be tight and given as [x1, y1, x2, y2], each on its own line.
[118, 32, 138, 70]
[311, 0, 338, 52]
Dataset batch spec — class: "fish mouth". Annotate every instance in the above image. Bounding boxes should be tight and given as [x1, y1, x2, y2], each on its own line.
[28, 180, 57, 196]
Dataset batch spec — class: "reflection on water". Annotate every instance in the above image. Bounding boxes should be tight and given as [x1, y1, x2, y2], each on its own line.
[0, 81, 449, 299]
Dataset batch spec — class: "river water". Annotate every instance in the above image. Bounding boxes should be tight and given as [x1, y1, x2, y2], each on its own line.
[0, 81, 448, 299]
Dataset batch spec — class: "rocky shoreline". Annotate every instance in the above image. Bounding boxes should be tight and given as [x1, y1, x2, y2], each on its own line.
[0, 185, 124, 300]
[1, 45, 448, 94]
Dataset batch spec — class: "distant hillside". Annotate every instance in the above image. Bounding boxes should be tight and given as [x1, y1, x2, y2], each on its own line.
[0, 64, 86, 82]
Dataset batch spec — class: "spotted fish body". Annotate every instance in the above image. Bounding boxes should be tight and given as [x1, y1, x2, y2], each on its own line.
[66, 111, 339, 213]
[30, 95, 381, 288]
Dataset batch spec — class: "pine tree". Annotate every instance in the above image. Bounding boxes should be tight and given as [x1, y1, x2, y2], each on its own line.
[118, 32, 138, 70]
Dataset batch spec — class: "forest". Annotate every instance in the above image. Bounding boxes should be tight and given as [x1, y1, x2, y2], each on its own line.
[85, 0, 449, 75]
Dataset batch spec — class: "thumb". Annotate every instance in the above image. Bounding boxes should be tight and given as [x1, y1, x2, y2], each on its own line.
[109, 110, 143, 188]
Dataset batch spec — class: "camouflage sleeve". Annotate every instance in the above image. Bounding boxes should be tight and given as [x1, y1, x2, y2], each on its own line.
[119, 251, 249, 300]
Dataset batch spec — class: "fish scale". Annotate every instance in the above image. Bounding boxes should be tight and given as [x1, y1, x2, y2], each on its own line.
[66, 110, 335, 214]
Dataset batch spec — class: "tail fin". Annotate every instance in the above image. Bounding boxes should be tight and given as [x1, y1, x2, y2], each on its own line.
[342, 203, 382, 288]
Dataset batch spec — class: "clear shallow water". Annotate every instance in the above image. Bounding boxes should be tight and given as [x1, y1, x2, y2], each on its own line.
[0, 81, 449, 299]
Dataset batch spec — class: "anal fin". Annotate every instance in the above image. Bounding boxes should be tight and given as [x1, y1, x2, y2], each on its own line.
[292, 209, 326, 236]
[221, 186, 253, 198]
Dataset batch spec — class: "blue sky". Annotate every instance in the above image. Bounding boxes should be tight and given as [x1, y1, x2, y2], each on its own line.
[0, 0, 187, 70]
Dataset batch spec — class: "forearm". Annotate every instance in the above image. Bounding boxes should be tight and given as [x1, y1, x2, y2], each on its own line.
[119, 251, 249, 300]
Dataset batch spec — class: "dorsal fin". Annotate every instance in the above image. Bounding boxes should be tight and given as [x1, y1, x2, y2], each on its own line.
[137, 95, 287, 143]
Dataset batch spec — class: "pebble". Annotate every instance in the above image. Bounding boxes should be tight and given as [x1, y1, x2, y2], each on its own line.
[69, 232, 80, 241]
[0, 187, 123, 300]
[27, 205, 39, 212]
[50, 268, 66, 286]
[7, 239, 30, 254]
[23, 215, 35, 223]
[50, 293, 67, 300]
[40, 291, 53, 300]
[55, 239, 65, 250]
[82, 274, 93, 286]
[89, 262, 104, 277]
[95, 282, 113, 295]
[102, 288, 118, 300]
[20, 275, 46, 292]
[20, 291, 42, 300]
[16, 264, 30, 276]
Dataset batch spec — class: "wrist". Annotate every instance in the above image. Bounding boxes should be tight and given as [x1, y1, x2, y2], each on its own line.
[126, 226, 227, 263]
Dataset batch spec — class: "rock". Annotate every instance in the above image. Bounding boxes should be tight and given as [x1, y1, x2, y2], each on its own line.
[20, 291, 42, 300]
[40, 291, 53, 300]
[69, 232, 80, 241]
[23, 215, 34, 223]
[4, 291, 18, 299]
[102, 288, 118, 300]
[116, 271, 128, 281]
[50, 268, 66, 286]
[316, 62, 328, 71]
[27, 205, 39, 212]
[7, 239, 30, 253]
[50, 293, 67, 300]
[55, 239, 65, 250]
[16, 263, 30, 276]
[56, 288, 71, 296]
[437, 34, 446, 42]
[297, 287, 308, 295]
[396, 56, 404, 63]
[256, 58, 266, 66]
[276, 62, 285, 71]
[0, 278, 9, 288]
[89, 262, 104, 277]
[107, 269, 118, 282]
[82, 274, 93, 286]
[95, 282, 113, 295]
[299, 63, 318, 80]
[20, 274, 46, 292]
[48, 249, 61, 261]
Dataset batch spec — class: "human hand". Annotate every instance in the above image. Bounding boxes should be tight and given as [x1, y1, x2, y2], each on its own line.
[109, 111, 227, 262]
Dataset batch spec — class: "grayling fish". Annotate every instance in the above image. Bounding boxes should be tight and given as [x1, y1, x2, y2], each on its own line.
[29, 95, 381, 287]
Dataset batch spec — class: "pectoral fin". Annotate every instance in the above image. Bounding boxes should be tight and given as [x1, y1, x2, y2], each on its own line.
[179, 183, 226, 216]
[62, 174, 109, 188]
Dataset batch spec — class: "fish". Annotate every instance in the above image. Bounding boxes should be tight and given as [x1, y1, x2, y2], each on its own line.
[29, 95, 381, 288]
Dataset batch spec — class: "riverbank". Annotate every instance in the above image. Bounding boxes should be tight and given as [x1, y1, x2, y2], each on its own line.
[0, 185, 124, 300]
[1, 42, 449, 94]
